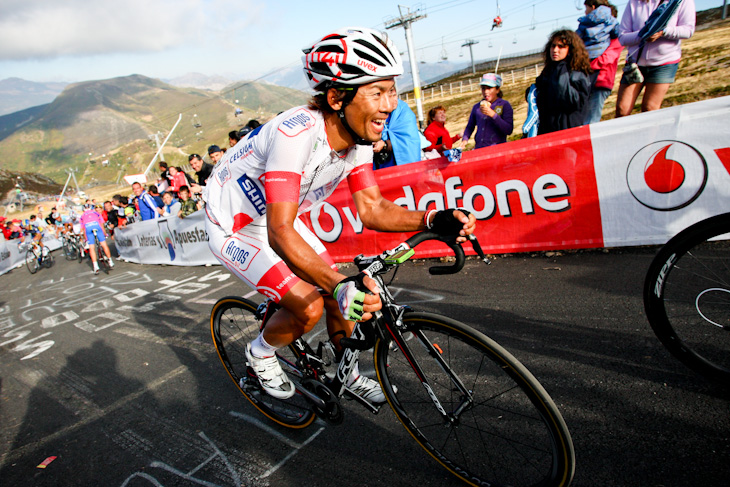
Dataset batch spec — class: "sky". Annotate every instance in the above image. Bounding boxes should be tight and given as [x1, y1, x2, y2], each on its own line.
[0, 0, 721, 85]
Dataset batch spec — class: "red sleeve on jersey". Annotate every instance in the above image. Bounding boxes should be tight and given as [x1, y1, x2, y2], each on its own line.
[347, 164, 377, 194]
[265, 171, 301, 203]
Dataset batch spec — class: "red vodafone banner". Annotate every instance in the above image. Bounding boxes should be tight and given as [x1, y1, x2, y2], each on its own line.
[302, 96, 730, 263]
[301, 125, 605, 262]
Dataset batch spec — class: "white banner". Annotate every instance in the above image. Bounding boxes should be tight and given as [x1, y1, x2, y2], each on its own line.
[114, 210, 219, 266]
[0, 233, 62, 276]
[591, 96, 730, 246]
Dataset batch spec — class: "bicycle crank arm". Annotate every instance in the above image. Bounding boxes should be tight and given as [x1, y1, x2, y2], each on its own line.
[294, 383, 327, 408]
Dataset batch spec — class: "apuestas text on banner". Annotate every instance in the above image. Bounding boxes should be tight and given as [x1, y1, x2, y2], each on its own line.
[114, 210, 218, 266]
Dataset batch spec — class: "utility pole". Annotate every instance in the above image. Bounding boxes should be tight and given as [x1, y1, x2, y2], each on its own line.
[385, 5, 427, 129]
[149, 132, 166, 162]
[723, 0, 727, 20]
[461, 39, 479, 74]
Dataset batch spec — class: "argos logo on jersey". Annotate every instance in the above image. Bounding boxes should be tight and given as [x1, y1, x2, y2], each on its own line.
[237, 174, 266, 215]
[279, 109, 315, 137]
[221, 236, 260, 272]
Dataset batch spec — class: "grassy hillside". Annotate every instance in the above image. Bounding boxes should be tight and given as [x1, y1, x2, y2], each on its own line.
[0, 74, 310, 184]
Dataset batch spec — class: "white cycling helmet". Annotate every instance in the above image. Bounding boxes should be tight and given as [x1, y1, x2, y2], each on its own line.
[302, 27, 404, 92]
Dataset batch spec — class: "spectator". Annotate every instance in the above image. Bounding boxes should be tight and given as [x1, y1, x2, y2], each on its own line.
[208, 145, 224, 164]
[228, 130, 241, 147]
[4, 220, 22, 240]
[535, 30, 592, 134]
[188, 153, 213, 195]
[615, 0, 696, 117]
[178, 186, 202, 218]
[103, 200, 119, 234]
[238, 119, 261, 138]
[460, 73, 514, 149]
[132, 182, 161, 221]
[580, 1, 623, 124]
[158, 161, 170, 181]
[577, 0, 619, 60]
[148, 184, 164, 206]
[158, 192, 181, 218]
[423, 105, 461, 156]
[166, 166, 189, 195]
[372, 98, 422, 169]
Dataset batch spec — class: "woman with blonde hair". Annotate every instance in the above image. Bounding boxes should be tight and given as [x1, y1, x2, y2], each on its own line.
[535, 29, 592, 134]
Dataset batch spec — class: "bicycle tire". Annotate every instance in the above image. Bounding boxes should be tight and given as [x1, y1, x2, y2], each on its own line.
[374, 312, 575, 487]
[41, 246, 54, 268]
[25, 247, 40, 274]
[77, 240, 84, 263]
[63, 239, 76, 260]
[96, 241, 111, 273]
[210, 297, 316, 428]
[643, 212, 730, 383]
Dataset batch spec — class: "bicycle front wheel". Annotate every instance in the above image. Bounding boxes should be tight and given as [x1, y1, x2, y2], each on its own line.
[375, 312, 575, 487]
[644, 212, 730, 383]
[210, 297, 316, 428]
[26, 248, 40, 274]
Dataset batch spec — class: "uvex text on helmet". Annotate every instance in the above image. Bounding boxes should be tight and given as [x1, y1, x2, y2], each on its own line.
[302, 27, 404, 92]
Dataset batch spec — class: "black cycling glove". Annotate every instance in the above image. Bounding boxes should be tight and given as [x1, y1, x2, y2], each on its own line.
[428, 209, 471, 237]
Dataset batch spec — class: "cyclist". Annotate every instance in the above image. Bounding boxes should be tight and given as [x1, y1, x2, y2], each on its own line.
[80, 203, 115, 274]
[203, 27, 476, 401]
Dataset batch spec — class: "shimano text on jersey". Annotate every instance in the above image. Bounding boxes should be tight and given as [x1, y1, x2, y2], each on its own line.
[237, 174, 266, 215]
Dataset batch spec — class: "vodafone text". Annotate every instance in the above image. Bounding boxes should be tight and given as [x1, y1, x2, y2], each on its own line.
[311, 174, 570, 242]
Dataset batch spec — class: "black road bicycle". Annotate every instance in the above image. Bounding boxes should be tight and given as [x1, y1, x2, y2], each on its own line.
[644, 212, 730, 383]
[25, 240, 54, 274]
[62, 232, 84, 262]
[211, 231, 575, 486]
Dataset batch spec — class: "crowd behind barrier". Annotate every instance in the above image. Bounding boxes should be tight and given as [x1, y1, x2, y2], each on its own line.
[109, 96, 730, 267]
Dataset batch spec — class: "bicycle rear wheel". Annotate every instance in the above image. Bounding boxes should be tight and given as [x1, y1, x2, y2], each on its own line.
[63, 238, 76, 260]
[41, 246, 54, 268]
[374, 312, 575, 487]
[644, 212, 730, 383]
[96, 242, 111, 273]
[210, 297, 316, 428]
[25, 247, 40, 274]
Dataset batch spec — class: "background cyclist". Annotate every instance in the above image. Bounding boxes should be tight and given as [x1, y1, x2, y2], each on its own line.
[80, 203, 115, 274]
[203, 27, 476, 402]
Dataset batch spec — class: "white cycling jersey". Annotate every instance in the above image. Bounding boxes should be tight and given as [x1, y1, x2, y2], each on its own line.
[203, 106, 376, 235]
[203, 105, 378, 302]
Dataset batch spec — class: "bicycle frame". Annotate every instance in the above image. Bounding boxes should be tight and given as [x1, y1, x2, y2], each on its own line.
[284, 231, 488, 422]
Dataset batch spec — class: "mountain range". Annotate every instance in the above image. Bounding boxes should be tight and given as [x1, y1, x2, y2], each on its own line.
[0, 74, 310, 184]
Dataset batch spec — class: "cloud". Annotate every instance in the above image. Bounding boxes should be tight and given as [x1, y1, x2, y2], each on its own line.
[0, 0, 259, 60]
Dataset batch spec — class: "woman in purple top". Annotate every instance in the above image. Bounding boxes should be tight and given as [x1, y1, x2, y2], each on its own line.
[615, 0, 695, 116]
[459, 73, 514, 150]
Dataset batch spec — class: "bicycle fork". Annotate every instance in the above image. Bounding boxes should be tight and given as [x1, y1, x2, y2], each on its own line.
[384, 318, 475, 425]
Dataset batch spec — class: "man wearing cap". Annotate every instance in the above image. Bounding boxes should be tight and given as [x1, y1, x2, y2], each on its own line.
[460, 73, 514, 150]
[208, 145, 224, 164]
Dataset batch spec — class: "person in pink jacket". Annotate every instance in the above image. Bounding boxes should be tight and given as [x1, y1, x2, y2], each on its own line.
[80, 203, 114, 274]
[615, 0, 695, 117]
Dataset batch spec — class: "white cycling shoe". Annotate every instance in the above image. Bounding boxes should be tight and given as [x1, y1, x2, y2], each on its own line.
[347, 375, 386, 404]
[245, 344, 296, 399]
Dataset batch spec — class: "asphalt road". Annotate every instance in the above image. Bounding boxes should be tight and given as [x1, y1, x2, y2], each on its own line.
[0, 245, 728, 486]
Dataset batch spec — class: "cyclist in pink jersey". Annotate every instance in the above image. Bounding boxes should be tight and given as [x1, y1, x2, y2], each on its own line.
[80, 203, 114, 274]
[203, 27, 476, 401]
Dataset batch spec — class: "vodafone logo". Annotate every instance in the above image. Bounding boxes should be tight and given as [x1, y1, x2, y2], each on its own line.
[626, 140, 707, 211]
